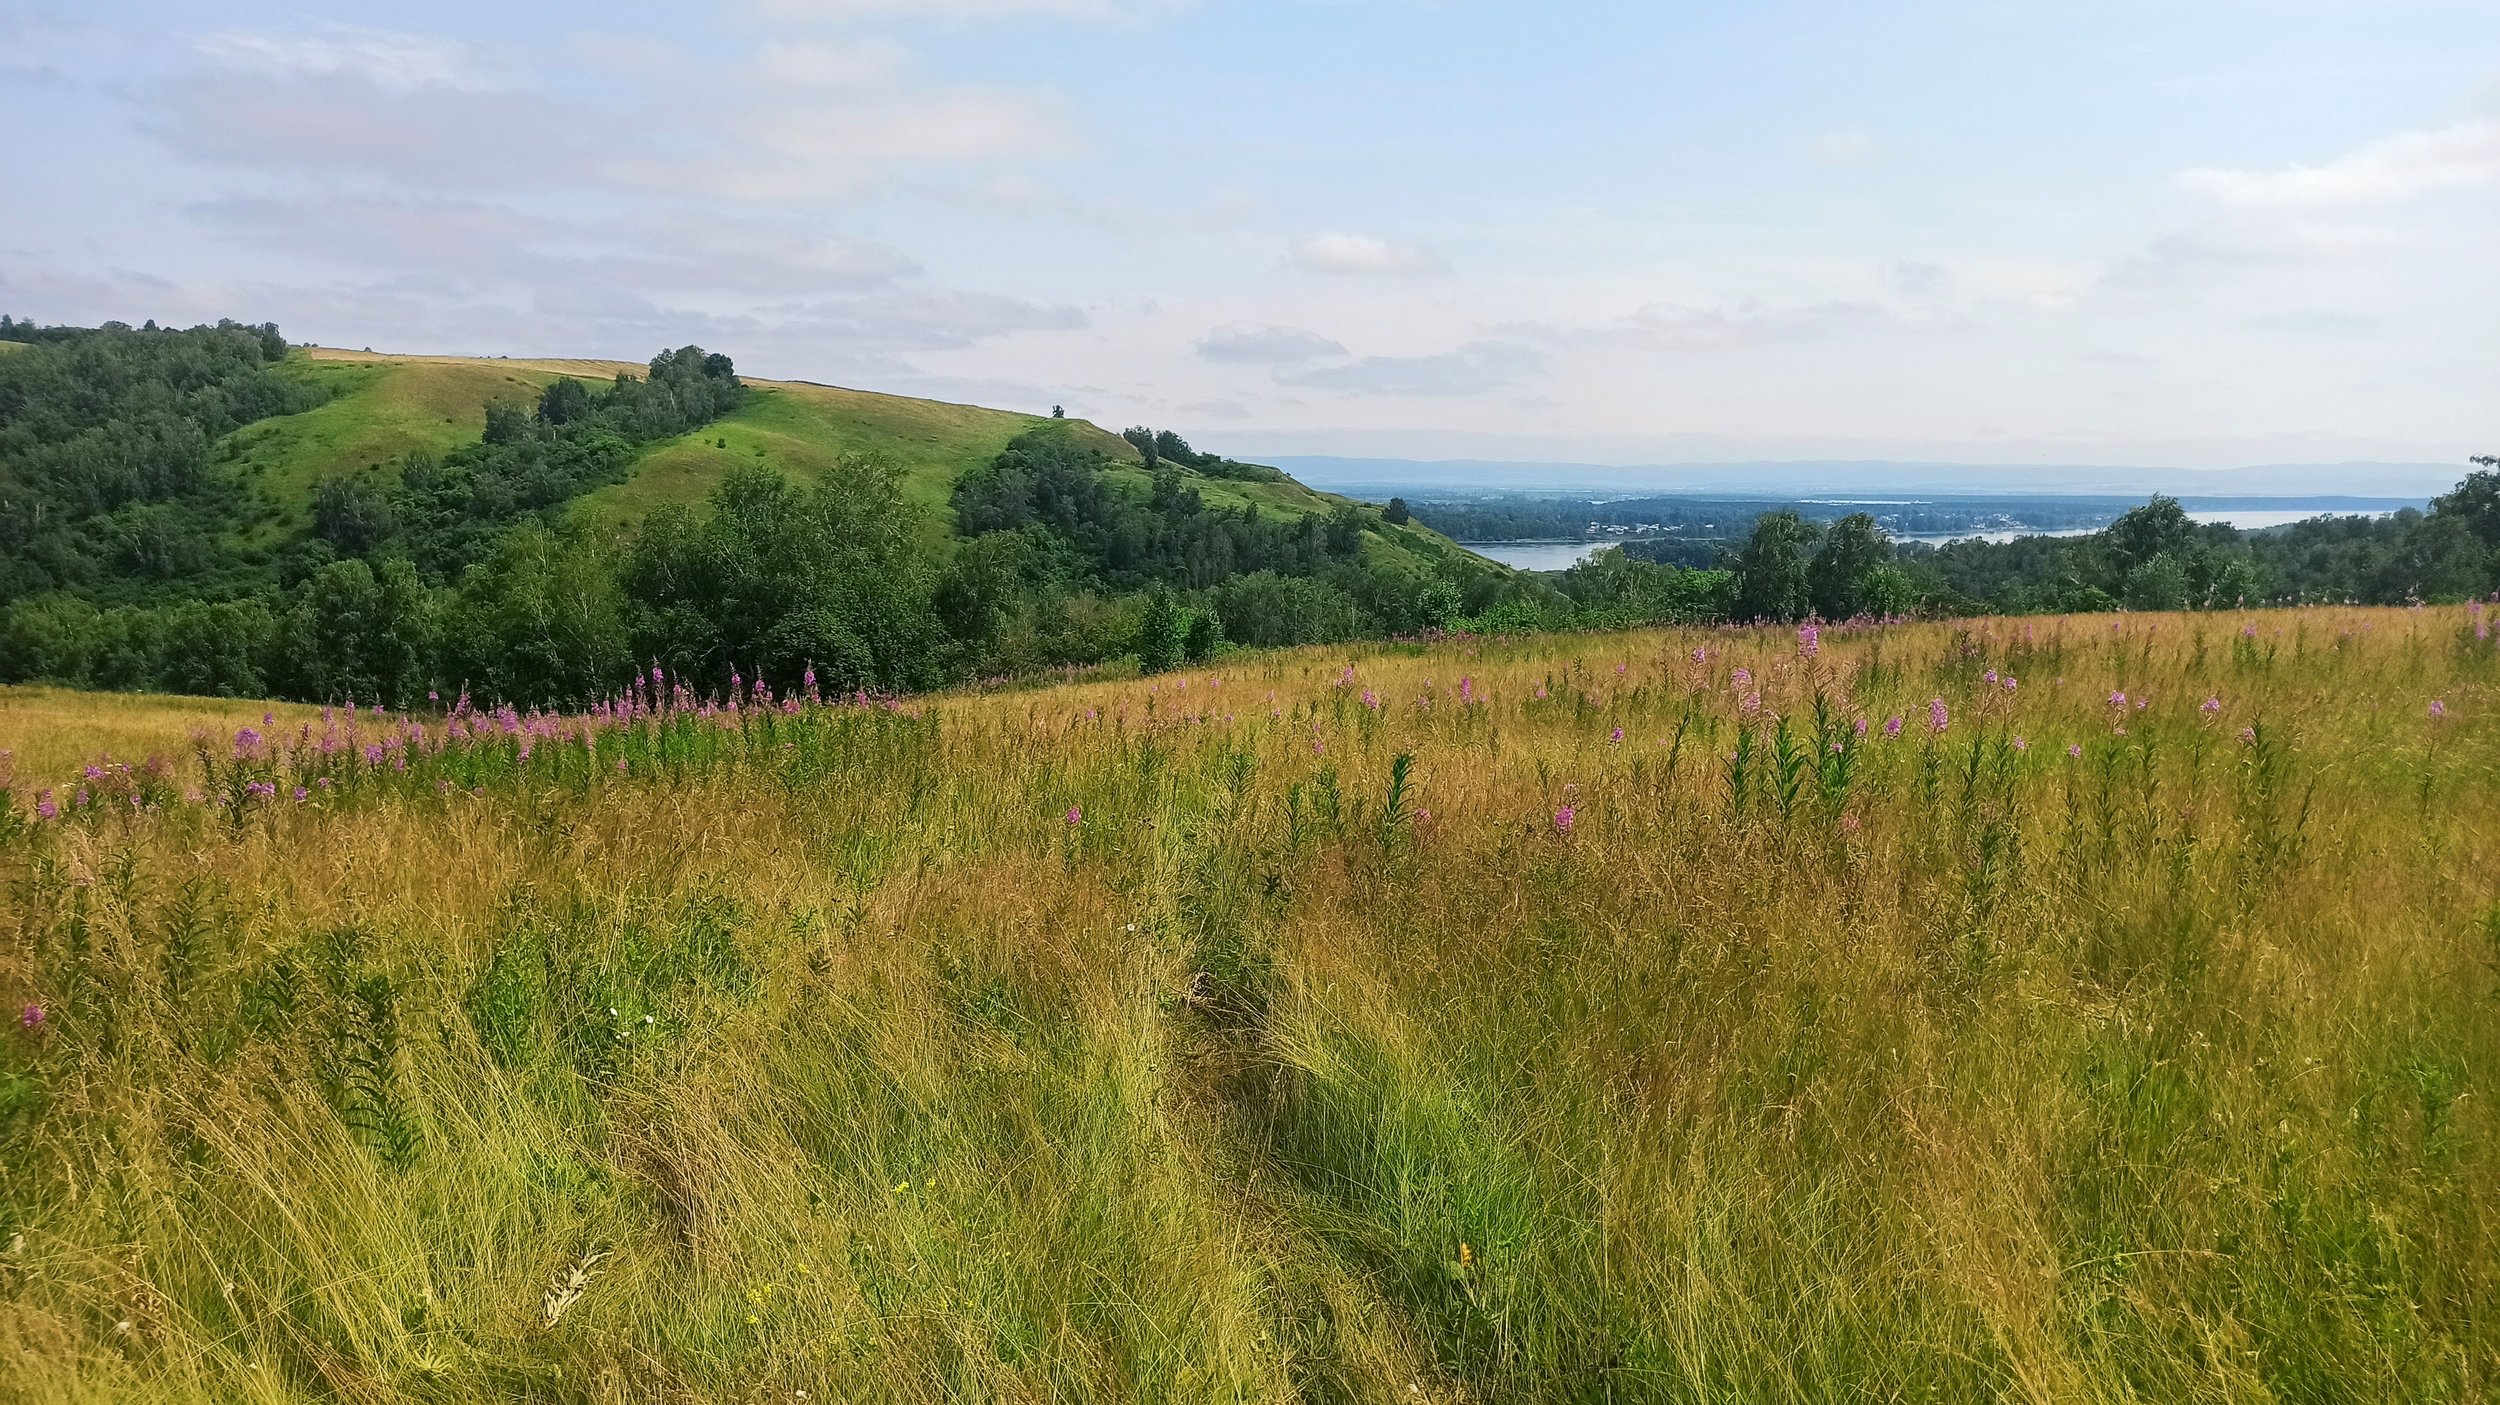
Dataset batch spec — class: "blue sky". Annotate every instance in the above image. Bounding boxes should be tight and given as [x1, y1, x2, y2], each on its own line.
[3, 0, 2495, 470]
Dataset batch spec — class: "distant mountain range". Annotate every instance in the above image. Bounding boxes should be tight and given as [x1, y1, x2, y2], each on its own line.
[1265, 456, 2462, 503]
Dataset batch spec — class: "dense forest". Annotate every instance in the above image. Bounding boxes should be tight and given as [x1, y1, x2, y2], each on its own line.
[1714, 487, 2500, 618]
[0, 321, 1511, 706]
[0, 319, 2491, 709]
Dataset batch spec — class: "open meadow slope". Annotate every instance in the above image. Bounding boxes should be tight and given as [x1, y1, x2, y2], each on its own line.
[2, 607, 2494, 1402]
[264, 349, 1419, 553]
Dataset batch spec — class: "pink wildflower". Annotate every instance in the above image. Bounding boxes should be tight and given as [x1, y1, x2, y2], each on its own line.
[2067, 743, 2083, 758]
[1553, 803, 1576, 835]
[2201, 696, 2221, 715]
[1066, 805, 1083, 826]
[2429, 699, 2446, 719]
[19, 1004, 42, 1031]
[1928, 697, 1949, 733]
[1883, 715, 1903, 739]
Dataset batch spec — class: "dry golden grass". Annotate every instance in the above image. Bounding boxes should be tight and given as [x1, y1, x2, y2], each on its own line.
[1, 608, 2494, 1401]
[0, 686, 320, 796]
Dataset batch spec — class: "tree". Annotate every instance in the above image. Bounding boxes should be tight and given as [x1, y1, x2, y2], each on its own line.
[1732, 510, 1817, 622]
[536, 377, 593, 425]
[482, 401, 531, 445]
[312, 474, 397, 554]
[1806, 512, 1891, 619]
[2122, 554, 2192, 612]
[278, 558, 434, 706]
[1122, 427, 1160, 468]
[1860, 562, 1919, 618]
[1383, 497, 1411, 526]
[2432, 465, 2500, 547]
[1134, 587, 1184, 673]
[1153, 430, 1199, 468]
[1051, 405, 1064, 419]
[621, 456, 942, 695]
[2102, 496, 2199, 579]
[1325, 506, 1368, 556]
[1182, 606, 1222, 662]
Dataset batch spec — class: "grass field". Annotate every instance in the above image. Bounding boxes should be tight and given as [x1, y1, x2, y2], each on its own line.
[574, 380, 1127, 529]
[229, 355, 586, 541]
[3, 607, 2493, 1401]
[0, 687, 321, 799]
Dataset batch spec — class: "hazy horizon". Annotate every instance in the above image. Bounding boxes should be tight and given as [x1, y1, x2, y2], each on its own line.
[3, 1, 2495, 472]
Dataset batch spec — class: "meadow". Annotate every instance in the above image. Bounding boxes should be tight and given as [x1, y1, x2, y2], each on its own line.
[0, 606, 2494, 1403]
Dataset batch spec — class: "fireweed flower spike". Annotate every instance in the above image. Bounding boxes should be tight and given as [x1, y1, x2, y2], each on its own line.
[1066, 805, 1083, 826]
[20, 1004, 42, 1031]
[2429, 699, 2446, 719]
[1883, 715, 1903, 739]
[1929, 698, 1949, 733]
[1553, 803, 1576, 835]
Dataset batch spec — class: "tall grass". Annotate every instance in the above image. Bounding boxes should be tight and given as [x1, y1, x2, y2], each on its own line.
[1, 608, 2494, 1402]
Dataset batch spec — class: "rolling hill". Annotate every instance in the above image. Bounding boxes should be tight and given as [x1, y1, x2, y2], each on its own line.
[226, 348, 1487, 577]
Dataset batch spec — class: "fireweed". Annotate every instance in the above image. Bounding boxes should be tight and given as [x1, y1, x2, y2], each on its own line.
[0, 606, 2494, 1404]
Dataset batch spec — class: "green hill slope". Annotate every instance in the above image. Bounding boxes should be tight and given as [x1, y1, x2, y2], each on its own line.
[238, 348, 1488, 574]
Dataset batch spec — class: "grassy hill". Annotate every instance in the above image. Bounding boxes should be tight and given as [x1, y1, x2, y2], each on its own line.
[2, 607, 2494, 1400]
[226, 348, 1485, 575]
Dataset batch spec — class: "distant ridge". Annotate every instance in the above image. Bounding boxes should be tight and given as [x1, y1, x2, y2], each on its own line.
[1266, 455, 2460, 501]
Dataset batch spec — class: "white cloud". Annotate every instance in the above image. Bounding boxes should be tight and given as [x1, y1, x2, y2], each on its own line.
[1289, 232, 1447, 277]
[1508, 299, 1963, 351]
[197, 28, 481, 92]
[1279, 340, 1543, 397]
[2178, 119, 2500, 207]
[154, 33, 1072, 199]
[1810, 128, 1873, 164]
[752, 0, 1173, 19]
[751, 38, 909, 87]
[1194, 323, 1345, 363]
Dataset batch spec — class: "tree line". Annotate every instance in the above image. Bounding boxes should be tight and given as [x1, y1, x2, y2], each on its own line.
[3, 318, 2488, 708]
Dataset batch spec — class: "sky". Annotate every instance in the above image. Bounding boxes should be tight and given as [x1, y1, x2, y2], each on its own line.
[3, 0, 2496, 473]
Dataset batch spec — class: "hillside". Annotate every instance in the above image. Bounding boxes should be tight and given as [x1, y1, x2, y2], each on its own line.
[0, 324, 1523, 710]
[3, 608, 2495, 1400]
[257, 348, 1478, 577]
